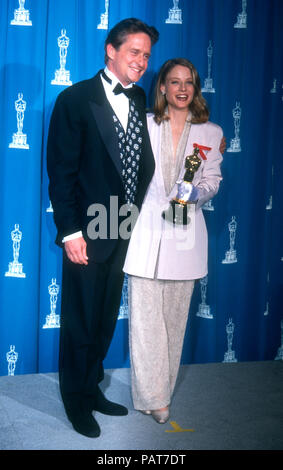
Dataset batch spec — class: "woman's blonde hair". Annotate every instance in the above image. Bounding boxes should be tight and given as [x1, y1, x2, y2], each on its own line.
[153, 58, 209, 124]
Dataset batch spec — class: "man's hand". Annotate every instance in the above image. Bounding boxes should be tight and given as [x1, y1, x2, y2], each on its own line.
[219, 136, 226, 154]
[64, 237, 88, 265]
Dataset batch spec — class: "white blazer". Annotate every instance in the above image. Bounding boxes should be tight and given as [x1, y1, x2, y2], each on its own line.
[123, 114, 223, 280]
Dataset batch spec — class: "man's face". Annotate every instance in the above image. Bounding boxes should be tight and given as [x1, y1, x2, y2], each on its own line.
[107, 32, 152, 86]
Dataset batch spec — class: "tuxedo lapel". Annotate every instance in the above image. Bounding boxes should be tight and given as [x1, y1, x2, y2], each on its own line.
[88, 72, 123, 179]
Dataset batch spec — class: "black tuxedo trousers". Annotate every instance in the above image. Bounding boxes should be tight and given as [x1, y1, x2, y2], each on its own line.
[59, 239, 128, 410]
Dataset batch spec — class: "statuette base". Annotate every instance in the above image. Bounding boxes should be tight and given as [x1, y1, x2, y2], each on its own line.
[51, 69, 72, 86]
[11, 9, 32, 26]
[5, 262, 26, 278]
[9, 133, 29, 149]
[162, 200, 193, 225]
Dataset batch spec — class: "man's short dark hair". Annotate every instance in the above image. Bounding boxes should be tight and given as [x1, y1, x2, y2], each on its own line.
[105, 18, 159, 63]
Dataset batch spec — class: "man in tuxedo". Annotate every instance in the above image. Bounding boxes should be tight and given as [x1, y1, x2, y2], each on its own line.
[47, 18, 159, 437]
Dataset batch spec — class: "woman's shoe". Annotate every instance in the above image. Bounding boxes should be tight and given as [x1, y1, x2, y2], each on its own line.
[151, 407, 169, 424]
[140, 410, 151, 415]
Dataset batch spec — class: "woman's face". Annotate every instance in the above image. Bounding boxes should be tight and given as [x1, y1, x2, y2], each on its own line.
[160, 65, 194, 112]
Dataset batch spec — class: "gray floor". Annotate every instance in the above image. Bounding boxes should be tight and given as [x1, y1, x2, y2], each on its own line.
[0, 361, 282, 450]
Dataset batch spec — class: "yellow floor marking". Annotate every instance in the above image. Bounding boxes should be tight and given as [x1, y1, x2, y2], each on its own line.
[165, 421, 195, 432]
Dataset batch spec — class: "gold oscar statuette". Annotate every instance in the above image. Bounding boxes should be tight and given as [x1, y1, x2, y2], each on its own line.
[162, 147, 201, 225]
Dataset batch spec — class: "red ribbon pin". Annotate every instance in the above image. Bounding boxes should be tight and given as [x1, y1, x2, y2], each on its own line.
[193, 143, 212, 160]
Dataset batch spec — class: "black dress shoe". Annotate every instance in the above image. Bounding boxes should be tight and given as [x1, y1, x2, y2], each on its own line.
[92, 387, 128, 416]
[66, 408, 101, 438]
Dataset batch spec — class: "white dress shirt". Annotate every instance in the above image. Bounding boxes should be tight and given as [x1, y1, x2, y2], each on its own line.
[63, 67, 133, 243]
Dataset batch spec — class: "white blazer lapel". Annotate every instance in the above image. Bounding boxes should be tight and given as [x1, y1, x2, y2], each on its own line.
[147, 116, 166, 198]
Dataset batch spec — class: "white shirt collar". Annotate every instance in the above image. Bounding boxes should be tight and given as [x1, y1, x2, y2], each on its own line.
[104, 66, 133, 89]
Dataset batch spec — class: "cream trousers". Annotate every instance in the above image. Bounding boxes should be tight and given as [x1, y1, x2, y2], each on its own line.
[128, 275, 195, 410]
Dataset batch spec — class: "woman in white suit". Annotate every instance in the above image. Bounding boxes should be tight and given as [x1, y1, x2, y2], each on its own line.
[123, 58, 224, 424]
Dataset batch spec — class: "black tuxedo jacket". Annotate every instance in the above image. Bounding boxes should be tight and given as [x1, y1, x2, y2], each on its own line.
[47, 71, 155, 263]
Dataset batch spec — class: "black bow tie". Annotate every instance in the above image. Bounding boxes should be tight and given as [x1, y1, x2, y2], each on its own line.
[101, 70, 141, 100]
[113, 82, 140, 99]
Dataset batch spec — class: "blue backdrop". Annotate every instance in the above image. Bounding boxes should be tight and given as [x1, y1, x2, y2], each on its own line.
[0, 0, 282, 377]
